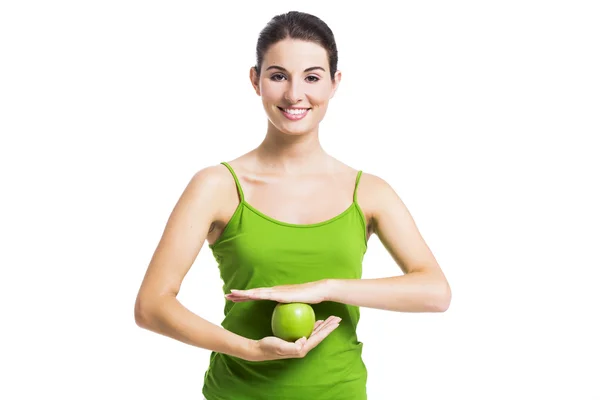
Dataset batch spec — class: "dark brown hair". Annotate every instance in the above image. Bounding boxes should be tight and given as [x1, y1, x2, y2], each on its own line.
[255, 11, 338, 80]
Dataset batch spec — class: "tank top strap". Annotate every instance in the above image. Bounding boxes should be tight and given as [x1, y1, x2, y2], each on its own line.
[221, 162, 245, 202]
[353, 170, 363, 203]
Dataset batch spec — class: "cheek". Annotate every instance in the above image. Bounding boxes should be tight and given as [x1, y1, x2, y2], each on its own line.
[260, 82, 281, 102]
[308, 87, 331, 108]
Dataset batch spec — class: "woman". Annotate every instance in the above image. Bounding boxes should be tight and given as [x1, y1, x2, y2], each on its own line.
[134, 11, 451, 400]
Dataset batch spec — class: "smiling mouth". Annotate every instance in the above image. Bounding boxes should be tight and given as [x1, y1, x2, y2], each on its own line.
[277, 107, 311, 121]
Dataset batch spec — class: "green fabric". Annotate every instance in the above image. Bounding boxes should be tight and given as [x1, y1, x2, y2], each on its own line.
[202, 162, 369, 400]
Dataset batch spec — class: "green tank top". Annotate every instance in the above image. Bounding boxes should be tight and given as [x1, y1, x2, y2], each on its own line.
[202, 162, 369, 400]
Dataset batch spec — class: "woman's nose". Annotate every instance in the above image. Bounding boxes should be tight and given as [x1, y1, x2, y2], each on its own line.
[284, 80, 303, 103]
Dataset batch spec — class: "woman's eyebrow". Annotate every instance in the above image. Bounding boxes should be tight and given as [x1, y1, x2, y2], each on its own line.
[266, 65, 326, 73]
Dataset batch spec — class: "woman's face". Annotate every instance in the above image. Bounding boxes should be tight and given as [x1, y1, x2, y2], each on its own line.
[251, 38, 341, 136]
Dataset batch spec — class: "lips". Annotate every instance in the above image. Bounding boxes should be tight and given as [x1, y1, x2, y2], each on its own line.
[277, 107, 311, 121]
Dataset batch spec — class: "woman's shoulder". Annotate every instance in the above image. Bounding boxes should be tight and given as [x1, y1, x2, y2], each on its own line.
[334, 159, 390, 191]
[182, 163, 240, 208]
[358, 170, 393, 191]
[352, 167, 402, 225]
[188, 163, 234, 188]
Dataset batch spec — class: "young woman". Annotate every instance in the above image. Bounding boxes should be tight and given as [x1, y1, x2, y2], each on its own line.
[135, 11, 451, 400]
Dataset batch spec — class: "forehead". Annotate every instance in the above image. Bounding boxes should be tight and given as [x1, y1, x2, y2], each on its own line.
[262, 38, 328, 71]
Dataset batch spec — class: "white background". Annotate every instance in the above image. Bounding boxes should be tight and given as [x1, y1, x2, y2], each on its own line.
[1, 1, 599, 399]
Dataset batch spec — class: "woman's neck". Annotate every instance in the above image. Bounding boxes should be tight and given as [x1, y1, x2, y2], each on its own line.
[253, 126, 332, 175]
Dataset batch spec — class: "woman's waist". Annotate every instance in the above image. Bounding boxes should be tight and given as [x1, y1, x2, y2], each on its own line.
[207, 340, 366, 382]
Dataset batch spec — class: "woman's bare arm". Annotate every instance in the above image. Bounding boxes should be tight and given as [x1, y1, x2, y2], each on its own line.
[326, 173, 451, 312]
[134, 166, 254, 359]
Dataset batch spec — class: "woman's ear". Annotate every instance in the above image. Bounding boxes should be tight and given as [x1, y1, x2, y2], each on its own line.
[330, 70, 342, 99]
[249, 66, 261, 96]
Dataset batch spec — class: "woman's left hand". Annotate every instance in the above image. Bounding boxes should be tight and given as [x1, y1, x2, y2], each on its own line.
[225, 280, 330, 304]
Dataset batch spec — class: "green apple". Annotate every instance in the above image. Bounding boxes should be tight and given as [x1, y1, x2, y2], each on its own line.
[271, 302, 316, 342]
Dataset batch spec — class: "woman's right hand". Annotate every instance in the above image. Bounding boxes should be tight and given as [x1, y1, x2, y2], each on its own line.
[246, 316, 342, 362]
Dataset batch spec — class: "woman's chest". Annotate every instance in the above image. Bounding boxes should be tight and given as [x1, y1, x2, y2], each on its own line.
[242, 174, 356, 226]
[214, 217, 366, 285]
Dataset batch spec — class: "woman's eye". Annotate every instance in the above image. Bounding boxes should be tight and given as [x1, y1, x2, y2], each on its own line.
[271, 73, 286, 81]
[269, 74, 320, 83]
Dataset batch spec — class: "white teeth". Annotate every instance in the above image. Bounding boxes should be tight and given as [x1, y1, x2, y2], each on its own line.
[283, 108, 308, 115]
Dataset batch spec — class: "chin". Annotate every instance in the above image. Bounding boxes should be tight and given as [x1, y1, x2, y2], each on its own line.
[267, 115, 314, 136]
[276, 123, 314, 136]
